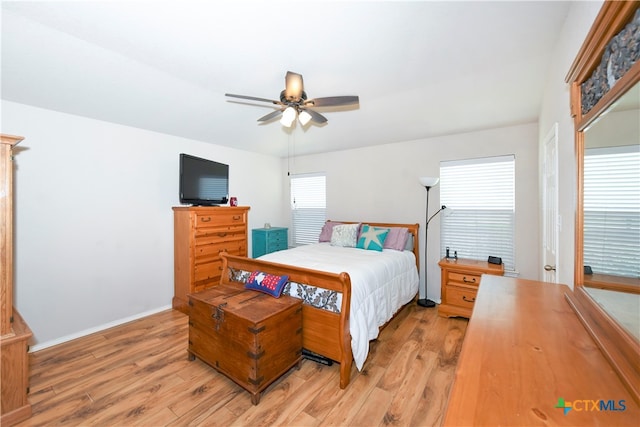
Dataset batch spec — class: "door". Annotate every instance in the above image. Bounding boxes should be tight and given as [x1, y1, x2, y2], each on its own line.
[542, 123, 559, 283]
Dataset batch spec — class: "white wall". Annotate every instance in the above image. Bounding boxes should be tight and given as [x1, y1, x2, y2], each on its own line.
[2, 1, 603, 348]
[2, 100, 286, 350]
[283, 122, 540, 303]
[538, 0, 603, 288]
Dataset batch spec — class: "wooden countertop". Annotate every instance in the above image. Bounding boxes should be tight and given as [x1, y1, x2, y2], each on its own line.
[443, 275, 639, 426]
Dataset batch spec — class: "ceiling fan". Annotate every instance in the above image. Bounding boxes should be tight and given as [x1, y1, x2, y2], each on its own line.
[225, 71, 359, 127]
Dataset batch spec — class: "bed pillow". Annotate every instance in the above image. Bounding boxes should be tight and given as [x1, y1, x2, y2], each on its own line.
[383, 227, 410, 251]
[244, 270, 289, 297]
[405, 233, 415, 251]
[330, 223, 360, 247]
[356, 225, 390, 251]
[319, 221, 343, 242]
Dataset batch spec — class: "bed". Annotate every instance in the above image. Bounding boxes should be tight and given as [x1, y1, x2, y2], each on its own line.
[219, 221, 420, 389]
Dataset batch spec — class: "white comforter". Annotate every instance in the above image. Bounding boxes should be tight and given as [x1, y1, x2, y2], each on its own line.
[258, 242, 419, 370]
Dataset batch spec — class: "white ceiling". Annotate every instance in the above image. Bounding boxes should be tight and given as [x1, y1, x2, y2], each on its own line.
[1, 1, 572, 158]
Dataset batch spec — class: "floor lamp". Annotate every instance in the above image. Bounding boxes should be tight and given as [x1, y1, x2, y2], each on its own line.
[417, 176, 447, 308]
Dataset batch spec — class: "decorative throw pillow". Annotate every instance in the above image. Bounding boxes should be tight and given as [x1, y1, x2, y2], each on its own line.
[404, 233, 415, 251]
[244, 270, 289, 297]
[319, 221, 343, 242]
[356, 225, 390, 251]
[383, 227, 410, 251]
[330, 223, 360, 247]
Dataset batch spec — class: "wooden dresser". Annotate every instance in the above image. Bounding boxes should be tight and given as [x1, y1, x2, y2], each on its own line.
[443, 275, 639, 426]
[1, 134, 32, 426]
[172, 206, 250, 314]
[438, 257, 504, 318]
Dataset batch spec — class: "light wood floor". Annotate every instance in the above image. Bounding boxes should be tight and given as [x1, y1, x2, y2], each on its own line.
[16, 303, 468, 426]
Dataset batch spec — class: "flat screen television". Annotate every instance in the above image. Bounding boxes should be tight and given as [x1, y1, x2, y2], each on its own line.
[179, 153, 229, 206]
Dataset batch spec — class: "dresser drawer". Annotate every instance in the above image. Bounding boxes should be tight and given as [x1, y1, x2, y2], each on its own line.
[266, 241, 287, 252]
[445, 285, 478, 309]
[448, 271, 481, 287]
[194, 260, 224, 284]
[267, 234, 286, 245]
[195, 239, 247, 261]
[195, 225, 246, 244]
[195, 210, 247, 229]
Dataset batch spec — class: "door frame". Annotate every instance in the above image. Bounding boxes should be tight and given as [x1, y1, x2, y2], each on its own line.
[542, 122, 559, 283]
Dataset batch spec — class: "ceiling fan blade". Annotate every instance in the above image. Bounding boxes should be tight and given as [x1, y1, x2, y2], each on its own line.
[225, 93, 282, 105]
[303, 108, 328, 124]
[305, 96, 359, 107]
[257, 109, 284, 122]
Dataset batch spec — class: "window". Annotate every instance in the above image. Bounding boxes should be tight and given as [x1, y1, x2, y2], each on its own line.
[440, 155, 516, 271]
[584, 146, 639, 278]
[290, 173, 326, 246]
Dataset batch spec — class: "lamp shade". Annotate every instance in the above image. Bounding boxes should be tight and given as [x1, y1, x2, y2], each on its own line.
[419, 176, 439, 188]
[284, 71, 304, 101]
[280, 106, 297, 127]
[298, 110, 312, 126]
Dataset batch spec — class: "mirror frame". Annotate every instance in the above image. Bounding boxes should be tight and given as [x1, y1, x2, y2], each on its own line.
[565, 0, 640, 405]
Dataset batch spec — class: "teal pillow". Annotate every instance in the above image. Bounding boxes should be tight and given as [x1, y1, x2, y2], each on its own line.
[356, 225, 390, 251]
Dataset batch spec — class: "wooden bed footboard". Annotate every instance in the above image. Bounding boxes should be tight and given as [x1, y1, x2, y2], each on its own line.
[218, 221, 420, 390]
[219, 253, 354, 389]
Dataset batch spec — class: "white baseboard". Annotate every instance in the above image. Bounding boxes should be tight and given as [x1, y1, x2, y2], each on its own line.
[29, 304, 173, 353]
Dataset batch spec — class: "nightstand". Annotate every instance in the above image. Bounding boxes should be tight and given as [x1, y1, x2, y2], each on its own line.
[252, 227, 288, 258]
[438, 257, 504, 318]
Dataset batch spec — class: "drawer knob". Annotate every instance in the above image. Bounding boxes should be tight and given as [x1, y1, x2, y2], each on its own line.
[462, 295, 476, 303]
[233, 215, 241, 220]
[201, 217, 212, 222]
[463, 277, 477, 284]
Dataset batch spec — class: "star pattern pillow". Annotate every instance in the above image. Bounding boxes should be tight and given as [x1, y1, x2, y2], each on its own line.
[356, 225, 390, 251]
[244, 270, 289, 297]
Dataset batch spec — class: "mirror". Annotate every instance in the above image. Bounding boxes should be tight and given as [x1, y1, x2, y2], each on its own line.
[566, 1, 640, 406]
[582, 82, 640, 341]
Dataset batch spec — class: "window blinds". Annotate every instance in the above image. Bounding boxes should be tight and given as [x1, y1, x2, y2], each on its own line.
[440, 155, 515, 271]
[290, 173, 326, 246]
[584, 146, 639, 278]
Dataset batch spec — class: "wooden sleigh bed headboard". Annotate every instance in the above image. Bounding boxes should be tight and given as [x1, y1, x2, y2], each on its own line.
[219, 221, 420, 389]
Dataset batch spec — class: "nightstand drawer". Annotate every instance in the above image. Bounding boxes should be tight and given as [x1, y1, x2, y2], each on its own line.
[266, 232, 287, 245]
[448, 271, 481, 287]
[446, 285, 477, 309]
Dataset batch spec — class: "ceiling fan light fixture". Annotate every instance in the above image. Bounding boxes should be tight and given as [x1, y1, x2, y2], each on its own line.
[280, 106, 297, 127]
[298, 110, 312, 126]
[225, 71, 359, 127]
[284, 71, 303, 101]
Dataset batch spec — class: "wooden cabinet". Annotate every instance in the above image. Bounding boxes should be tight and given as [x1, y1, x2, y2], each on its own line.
[188, 284, 302, 405]
[438, 257, 503, 318]
[443, 275, 640, 426]
[172, 206, 250, 314]
[1, 134, 32, 426]
[252, 227, 288, 258]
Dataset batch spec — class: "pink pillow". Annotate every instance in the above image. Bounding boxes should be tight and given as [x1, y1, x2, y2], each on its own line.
[319, 221, 343, 242]
[383, 227, 409, 251]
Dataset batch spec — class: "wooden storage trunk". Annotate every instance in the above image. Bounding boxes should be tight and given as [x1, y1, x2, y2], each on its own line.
[188, 284, 302, 404]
